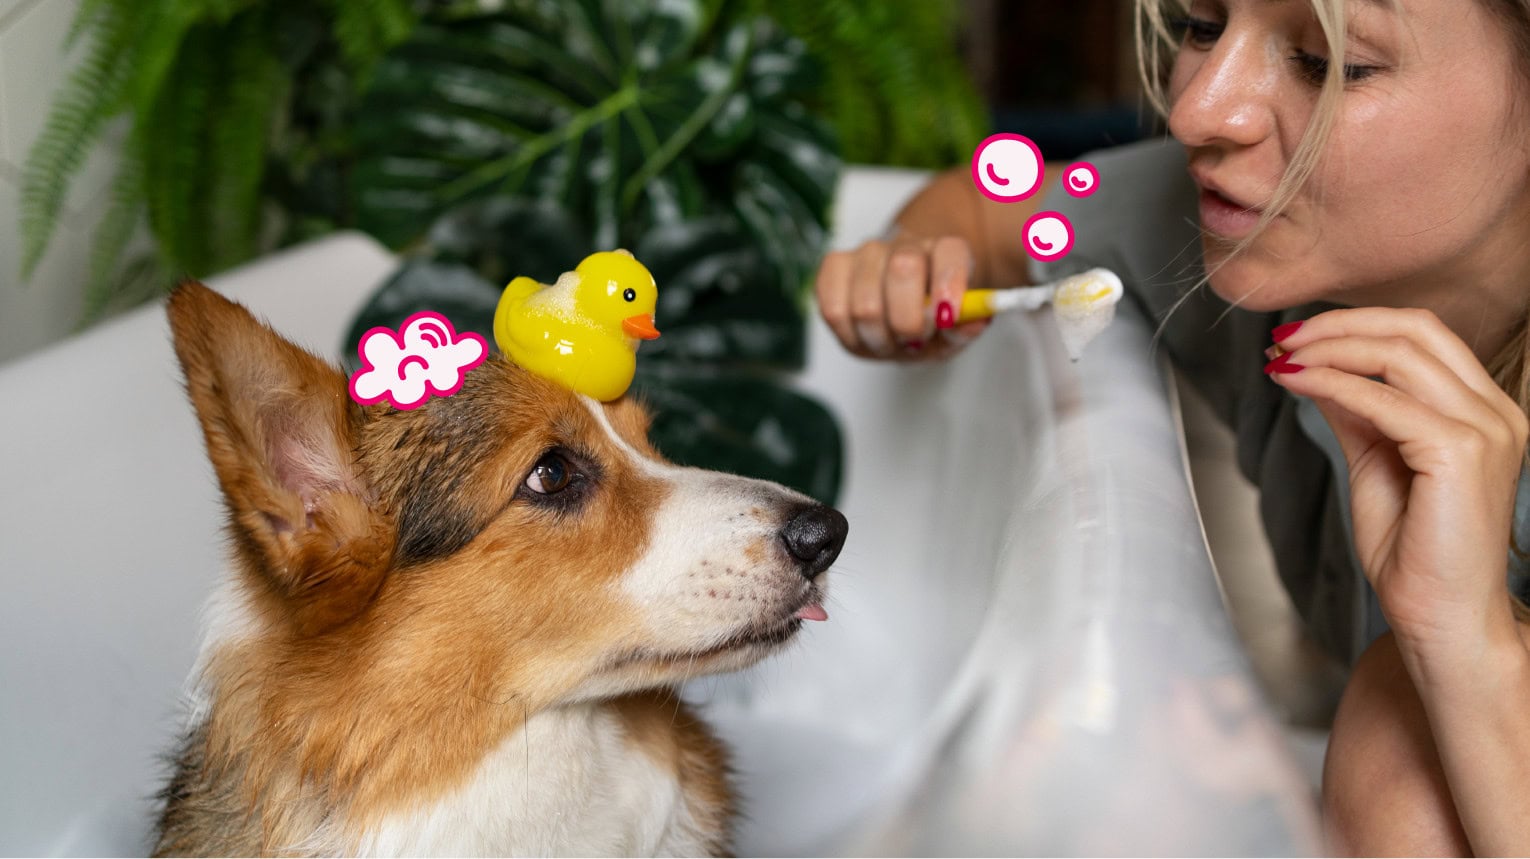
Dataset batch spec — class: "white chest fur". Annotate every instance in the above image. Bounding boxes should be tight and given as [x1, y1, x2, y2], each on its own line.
[350, 705, 706, 857]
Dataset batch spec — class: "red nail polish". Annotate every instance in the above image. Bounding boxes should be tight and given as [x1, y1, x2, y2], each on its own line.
[936, 302, 955, 330]
[906, 340, 924, 350]
[1272, 321, 1304, 342]
[1264, 354, 1305, 374]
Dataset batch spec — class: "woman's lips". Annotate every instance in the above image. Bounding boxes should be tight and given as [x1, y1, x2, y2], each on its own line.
[1198, 188, 1264, 240]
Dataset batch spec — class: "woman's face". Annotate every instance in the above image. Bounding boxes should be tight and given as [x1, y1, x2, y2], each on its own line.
[1167, 0, 1530, 316]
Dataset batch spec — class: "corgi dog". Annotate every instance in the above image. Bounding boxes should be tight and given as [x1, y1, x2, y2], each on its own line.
[153, 282, 847, 856]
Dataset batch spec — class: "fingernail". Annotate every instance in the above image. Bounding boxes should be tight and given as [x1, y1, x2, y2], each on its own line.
[1272, 321, 1304, 342]
[936, 302, 955, 330]
[905, 340, 924, 350]
[1264, 354, 1305, 374]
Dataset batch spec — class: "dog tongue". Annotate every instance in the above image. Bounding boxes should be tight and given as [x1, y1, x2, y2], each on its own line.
[795, 603, 829, 622]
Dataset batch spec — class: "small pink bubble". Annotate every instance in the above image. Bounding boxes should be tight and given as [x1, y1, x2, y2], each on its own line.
[1063, 162, 1099, 198]
[1023, 212, 1075, 263]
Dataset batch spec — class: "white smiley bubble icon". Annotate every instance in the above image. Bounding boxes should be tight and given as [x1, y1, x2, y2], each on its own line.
[1023, 212, 1074, 263]
[971, 133, 1044, 203]
[1064, 161, 1099, 198]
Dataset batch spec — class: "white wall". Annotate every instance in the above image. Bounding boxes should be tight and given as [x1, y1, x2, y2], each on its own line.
[0, 0, 128, 366]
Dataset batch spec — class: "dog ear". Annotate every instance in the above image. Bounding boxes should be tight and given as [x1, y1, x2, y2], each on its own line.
[167, 281, 394, 635]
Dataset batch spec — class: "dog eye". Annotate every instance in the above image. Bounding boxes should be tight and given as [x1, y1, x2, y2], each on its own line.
[525, 453, 575, 494]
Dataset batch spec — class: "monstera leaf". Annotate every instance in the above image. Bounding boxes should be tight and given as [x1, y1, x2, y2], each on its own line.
[346, 203, 843, 504]
[346, 1, 837, 299]
[342, 1, 842, 502]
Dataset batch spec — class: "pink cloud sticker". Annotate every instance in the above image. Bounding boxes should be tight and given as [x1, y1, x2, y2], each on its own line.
[348, 311, 487, 410]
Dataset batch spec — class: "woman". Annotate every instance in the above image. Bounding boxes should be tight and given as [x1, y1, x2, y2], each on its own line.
[814, 0, 1530, 853]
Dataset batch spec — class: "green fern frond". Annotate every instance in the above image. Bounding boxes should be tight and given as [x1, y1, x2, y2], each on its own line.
[19, 2, 139, 279]
[204, 10, 288, 270]
[758, 0, 987, 167]
[82, 144, 146, 324]
[75, 252, 171, 331]
[64, 0, 111, 47]
[142, 25, 217, 275]
[196, 0, 258, 24]
[21, 0, 207, 281]
[325, 0, 418, 72]
[119, 4, 203, 113]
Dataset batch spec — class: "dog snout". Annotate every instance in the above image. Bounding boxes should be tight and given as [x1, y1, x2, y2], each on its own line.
[779, 504, 848, 579]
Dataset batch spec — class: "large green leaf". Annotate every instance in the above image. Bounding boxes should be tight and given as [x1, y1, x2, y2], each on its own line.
[344, 204, 808, 365]
[345, 241, 838, 503]
[632, 367, 843, 506]
[355, 200, 807, 372]
[342, 1, 842, 504]
[345, 2, 837, 297]
[631, 218, 805, 370]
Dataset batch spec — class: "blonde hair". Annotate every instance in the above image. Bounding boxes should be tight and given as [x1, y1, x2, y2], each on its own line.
[1132, 0, 1530, 620]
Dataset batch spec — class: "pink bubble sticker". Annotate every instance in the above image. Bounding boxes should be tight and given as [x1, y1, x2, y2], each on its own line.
[1023, 211, 1075, 263]
[349, 311, 488, 411]
[1063, 161, 1100, 198]
[971, 133, 1045, 203]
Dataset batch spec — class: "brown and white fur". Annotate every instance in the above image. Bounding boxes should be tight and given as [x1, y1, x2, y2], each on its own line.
[153, 282, 847, 856]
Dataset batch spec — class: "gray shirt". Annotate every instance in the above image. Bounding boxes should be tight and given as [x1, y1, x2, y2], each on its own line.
[1030, 137, 1530, 665]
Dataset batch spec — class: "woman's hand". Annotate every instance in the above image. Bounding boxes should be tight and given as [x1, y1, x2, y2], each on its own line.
[814, 233, 991, 361]
[1267, 308, 1529, 663]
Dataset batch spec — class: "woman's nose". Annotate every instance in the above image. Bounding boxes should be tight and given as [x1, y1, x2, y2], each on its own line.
[1167, 33, 1278, 150]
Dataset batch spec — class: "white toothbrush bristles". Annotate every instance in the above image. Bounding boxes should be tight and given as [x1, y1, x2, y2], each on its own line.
[1049, 268, 1124, 361]
[987, 268, 1124, 360]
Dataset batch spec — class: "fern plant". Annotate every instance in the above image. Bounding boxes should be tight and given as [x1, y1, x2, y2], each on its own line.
[753, 0, 987, 167]
[19, 0, 417, 321]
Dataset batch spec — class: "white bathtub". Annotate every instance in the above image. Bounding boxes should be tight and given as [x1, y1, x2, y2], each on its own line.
[0, 169, 1320, 856]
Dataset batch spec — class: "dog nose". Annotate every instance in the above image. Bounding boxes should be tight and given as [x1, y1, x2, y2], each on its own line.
[780, 504, 849, 579]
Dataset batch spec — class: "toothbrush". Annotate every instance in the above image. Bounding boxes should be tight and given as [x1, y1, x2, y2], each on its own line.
[949, 267, 1123, 324]
[941, 267, 1125, 360]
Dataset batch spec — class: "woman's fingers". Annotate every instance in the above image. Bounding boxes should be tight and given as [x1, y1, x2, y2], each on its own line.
[1272, 366, 1485, 472]
[814, 249, 862, 355]
[814, 234, 986, 361]
[885, 244, 932, 345]
[849, 241, 894, 356]
[1275, 308, 1524, 430]
[1276, 335, 1509, 441]
[929, 236, 974, 331]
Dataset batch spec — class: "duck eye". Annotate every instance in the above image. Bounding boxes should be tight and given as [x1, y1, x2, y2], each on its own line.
[525, 453, 575, 494]
[623, 288, 636, 302]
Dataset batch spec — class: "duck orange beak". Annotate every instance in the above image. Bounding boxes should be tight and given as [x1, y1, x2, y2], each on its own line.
[622, 314, 661, 340]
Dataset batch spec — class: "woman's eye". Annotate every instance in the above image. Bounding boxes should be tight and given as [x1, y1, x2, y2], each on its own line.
[1290, 51, 1381, 86]
[1169, 14, 1223, 48]
[525, 453, 576, 495]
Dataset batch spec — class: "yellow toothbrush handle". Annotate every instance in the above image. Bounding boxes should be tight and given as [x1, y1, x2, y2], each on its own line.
[954, 290, 996, 324]
[925, 290, 997, 325]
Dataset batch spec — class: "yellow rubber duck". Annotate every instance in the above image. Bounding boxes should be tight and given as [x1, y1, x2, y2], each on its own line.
[493, 249, 661, 401]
